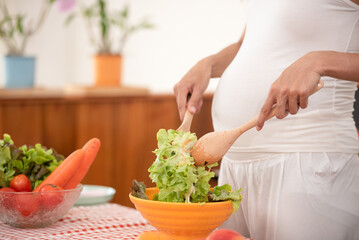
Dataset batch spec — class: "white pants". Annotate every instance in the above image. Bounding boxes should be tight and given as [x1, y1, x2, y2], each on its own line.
[218, 152, 359, 240]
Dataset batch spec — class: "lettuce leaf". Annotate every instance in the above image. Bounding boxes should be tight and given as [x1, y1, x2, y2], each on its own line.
[147, 129, 243, 213]
[131, 179, 148, 200]
[0, 134, 64, 189]
[209, 184, 243, 214]
[149, 129, 211, 203]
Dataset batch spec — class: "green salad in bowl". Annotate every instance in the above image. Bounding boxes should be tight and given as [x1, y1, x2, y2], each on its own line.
[132, 129, 242, 213]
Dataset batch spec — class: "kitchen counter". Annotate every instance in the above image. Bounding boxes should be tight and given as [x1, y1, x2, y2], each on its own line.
[0, 86, 149, 100]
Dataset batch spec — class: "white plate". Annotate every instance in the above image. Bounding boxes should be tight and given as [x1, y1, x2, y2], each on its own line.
[75, 185, 116, 206]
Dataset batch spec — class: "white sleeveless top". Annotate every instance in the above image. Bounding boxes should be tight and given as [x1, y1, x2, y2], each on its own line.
[212, 0, 359, 153]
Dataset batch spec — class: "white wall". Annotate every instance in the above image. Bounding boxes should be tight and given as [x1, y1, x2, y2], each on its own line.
[0, 0, 246, 93]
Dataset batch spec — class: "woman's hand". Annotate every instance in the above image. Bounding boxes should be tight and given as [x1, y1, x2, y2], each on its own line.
[173, 57, 213, 120]
[256, 52, 324, 130]
[174, 37, 245, 120]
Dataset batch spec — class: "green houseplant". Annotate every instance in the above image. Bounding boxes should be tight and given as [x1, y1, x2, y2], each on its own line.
[0, 0, 56, 88]
[66, 0, 153, 87]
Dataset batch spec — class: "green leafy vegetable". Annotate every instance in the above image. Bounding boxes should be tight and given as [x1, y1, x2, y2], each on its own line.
[131, 179, 148, 200]
[148, 129, 242, 213]
[208, 184, 243, 213]
[0, 134, 64, 189]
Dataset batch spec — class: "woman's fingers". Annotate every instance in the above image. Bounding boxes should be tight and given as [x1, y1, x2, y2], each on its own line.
[187, 89, 203, 115]
[257, 95, 276, 131]
[275, 89, 288, 119]
[174, 84, 190, 121]
[257, 83, 305, 130]
[288, 90, 300, 115]
[257, 85, 316, 131]
[173, 81, 205, 120]
[256, 53, 323, 131]
[299, 89, 309, 109]
[174, 59, 212, 121]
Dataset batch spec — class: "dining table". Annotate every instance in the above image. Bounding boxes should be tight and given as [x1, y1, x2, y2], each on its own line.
[0, 203, 155, 239]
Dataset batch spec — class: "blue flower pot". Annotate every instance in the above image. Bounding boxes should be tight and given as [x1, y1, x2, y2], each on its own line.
[4, 56, 36, 88]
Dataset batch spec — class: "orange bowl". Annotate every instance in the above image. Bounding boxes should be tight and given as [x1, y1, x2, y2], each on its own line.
[129, 187, 233, 240]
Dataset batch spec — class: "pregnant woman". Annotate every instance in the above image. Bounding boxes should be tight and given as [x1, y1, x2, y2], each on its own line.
[174, 1, 359, 240]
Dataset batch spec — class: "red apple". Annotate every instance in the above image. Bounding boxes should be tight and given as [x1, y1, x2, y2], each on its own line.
[136, 230, 171, 240]
[206, 229, 245, 240]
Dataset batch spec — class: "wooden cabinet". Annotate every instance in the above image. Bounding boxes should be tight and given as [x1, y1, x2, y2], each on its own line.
[0, 89, 214, 207]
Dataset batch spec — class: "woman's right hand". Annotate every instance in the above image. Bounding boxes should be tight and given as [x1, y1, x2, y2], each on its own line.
[173, 57, 213, 120]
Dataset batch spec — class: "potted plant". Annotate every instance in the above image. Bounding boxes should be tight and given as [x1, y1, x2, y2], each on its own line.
[66, 0, 153, 87]
[0, 0, 56, 88]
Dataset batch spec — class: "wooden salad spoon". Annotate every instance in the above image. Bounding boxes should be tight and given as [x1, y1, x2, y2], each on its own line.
[177, 110, 194, 132]
[192, 80, 324, 166]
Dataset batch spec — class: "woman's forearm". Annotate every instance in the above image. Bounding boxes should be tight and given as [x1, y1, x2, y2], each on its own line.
[204, 29, 246, 78]
[313, 51, 359, 82]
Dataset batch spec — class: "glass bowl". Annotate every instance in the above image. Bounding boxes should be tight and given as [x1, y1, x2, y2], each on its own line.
[0, 184, 83, 228]
[129, 187, 233, 240]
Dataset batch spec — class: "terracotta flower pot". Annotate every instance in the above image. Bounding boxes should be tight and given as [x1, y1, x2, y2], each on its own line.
[94, 54, 122, 87]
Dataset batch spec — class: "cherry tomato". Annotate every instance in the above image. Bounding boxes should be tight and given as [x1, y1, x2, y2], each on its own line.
[0, 187, 16, 210]
[39, 184, 64, 209]
[0, 187, 15, 192]
[14, 194, 39, 216]
[10, 174, 32, 192]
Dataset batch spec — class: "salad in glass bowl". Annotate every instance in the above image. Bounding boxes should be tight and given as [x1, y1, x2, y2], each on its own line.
[0, 134, 100, 228]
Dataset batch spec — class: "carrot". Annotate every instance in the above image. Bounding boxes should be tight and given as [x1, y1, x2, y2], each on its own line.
[63, 138, 101, 189]
[181, 139, 191, 149]
[33, 149, 85, 192]
[182, 139, 192, 153]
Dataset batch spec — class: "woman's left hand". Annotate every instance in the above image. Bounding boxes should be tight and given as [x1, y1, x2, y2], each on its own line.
[256, 52, 324, 131]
